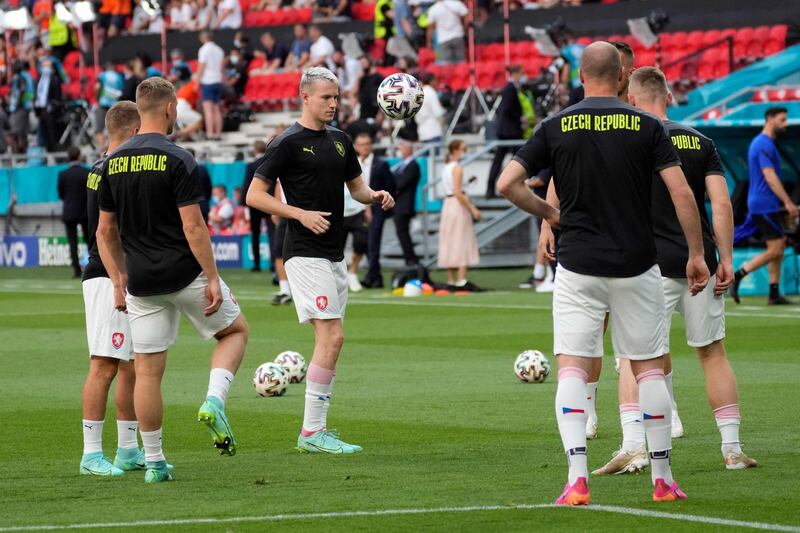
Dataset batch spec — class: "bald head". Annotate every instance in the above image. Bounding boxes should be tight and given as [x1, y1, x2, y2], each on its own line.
[580, 41, 623, 90]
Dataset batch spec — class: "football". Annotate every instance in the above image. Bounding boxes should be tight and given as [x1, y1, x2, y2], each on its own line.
[253, 362, 289, 397]
[514, 350, 551, 383]
[377, 73, 425, 120]
[274, 351, 307, 383]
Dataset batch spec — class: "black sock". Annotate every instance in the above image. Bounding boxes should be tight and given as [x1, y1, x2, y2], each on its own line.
[735, 267, 748, 281]
[770, 283, 780, 300]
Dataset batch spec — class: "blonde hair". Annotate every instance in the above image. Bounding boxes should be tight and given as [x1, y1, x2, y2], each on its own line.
[629, 66, 669, 101]
[299, 66, 339, 96]
[135, 77, 176, 115]
[105, 101, 140, 138]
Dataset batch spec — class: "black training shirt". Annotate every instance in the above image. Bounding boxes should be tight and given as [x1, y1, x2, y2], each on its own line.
[513, 97, 681, 277]
[83, 157, 110, 282]
[254, 122, 362, 262]
[98, 133, 204, 296]
[652, 120, 723, 278]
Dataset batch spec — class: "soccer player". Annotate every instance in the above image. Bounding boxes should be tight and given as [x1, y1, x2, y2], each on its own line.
[498, 42, 708, 505]
[80, 101, 141, 477]
[593, 67, 758, 475]
[730, 106, 795, 305]
[246, 67, 394, 454]
[97, 77, 249, 483]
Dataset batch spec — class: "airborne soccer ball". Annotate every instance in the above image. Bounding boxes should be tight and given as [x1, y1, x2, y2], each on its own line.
[253, 362, 289, 397]
[377, 73, 424, 120]
[274, 351, 307, 384]
[514, 350, 551, 384]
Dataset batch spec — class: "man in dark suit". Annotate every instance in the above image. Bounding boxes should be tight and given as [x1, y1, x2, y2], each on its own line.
[486, 65, 527, 198]
[57, 146, 89, 278]
[393, 138, 421, 266]
[355, 133, 396, 288]
[243, 140, 269, 272]
[187, 148, 213, 222]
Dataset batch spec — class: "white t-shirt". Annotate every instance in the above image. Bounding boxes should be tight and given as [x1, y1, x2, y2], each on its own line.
[170, 3, 194, 27]
[343, 153, 372, 217]
[198, 41, 225, 84]
[217, 0, 242, 29]
[427, 0, 468, 43]
[310, 35, 335, 64]
[415, 84, 445, 141]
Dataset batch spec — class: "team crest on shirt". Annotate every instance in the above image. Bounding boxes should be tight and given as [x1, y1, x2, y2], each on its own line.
[112, 332, 125, 350]
[315, 296, 329, 311]
[334, 141, 345, 157]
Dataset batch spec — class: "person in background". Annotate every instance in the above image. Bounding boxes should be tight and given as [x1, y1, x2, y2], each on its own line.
[7, 60, 35, 154]
[58, 146, 90, 278]
[437, 139, 483, 291]
[285, 24, 312, 71]
[234, 32, 255, 67]
[167, 49, 193, 89]
[94, 61, 124, 149]
[168, 0, 195, 30]
[308, 25, 335, 67]
[34, 55, 64, 152]
[315, 0, 351, 21]
[232, 187, 250, 234]
[560, 31, 586, 107]
[393, 138, 421, 266]
[327, 49, 362, 112]
[130, 0, 165, 34]
[208, 184, 236, 234]
[193, 0, 216, 30]
[415, 72, 445, 144]
[214, 0, 243, 29]
[243, 140, 269, 272]
[255, 32, 289, 73]
[268, 180, 292, 305]
[426, 0, 468, 65]
[197, 31, 225, 140]
[187, 147, 213, 222]
[224, 48, 248, 100]
[175, 80, 205, 141]
[486, 65, 527, 198]
[356, 56, 383, 124]
[121, 58, 145, 102]
[373, 0, 395, 65]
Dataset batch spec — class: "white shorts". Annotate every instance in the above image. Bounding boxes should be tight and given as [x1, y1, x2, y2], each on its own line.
[126, 273, 241, 353]
[285, 257, 348, 324]
[662, 276, 725, 351]
[83, 277, 133, 361]
[176, 98, 202, 128]
[553, 264, 666, 360]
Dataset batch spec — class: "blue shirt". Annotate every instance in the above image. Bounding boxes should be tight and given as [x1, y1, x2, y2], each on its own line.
[747, 133, 782, 215]
[561, 43, 585, 90]
[98, 70, 124, 108]
[290, 38, 311, 60]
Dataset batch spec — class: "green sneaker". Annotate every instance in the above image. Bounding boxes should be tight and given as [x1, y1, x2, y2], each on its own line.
[197, 396, 237, 456]
[296, 430, 363, 454]
[80, 452, 124, 476]
[144, 460, 172, 483]
[113, 447, 145, 471]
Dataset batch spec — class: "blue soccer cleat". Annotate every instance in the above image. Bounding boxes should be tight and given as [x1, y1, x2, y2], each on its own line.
[144, 460, 173, 483]
[296, 430, 363, 454]
[113, 447, 146, 471]
[197, 396, 237, 456]
[80, 452, 124, 477]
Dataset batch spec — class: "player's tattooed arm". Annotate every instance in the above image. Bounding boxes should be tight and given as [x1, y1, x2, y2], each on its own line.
[247, 178, 332, 235]
[346, 175, 395, 211]
[497, 160, 559, 228]
[96, 211, 128, 312]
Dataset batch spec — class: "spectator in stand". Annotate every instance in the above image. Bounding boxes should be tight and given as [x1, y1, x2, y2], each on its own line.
[437, 139, 482, 291]
[426, 0, 468, 65]
[415, 72, 445, 144]
[314, 0, 351, 21]
[373, 0, 395, 65]
[93, 61, 124, 149]
[328, 49, 361, 111]
[168, 48, 193, 88]
[130, 0, 164, 34]
[485, 64, 527, 198]
[120, 58, 145, 102]
[175, 79, 205, 140]
[243, 140, 268, 271]
[168, 0, 196, 30]
[214, 0, 242, 29]
[57, 146, 89, 278]
[193, 0, 216, 30]
[34, 55, 64, 152]
[98, 0, 132, 39]
[308, 24, 335, 66]
[249, 0, 282, 11]
[186, 148, 214, 222]
[234, 32, 255, 66]
[140, 54, 163, 77]
[232, 187, 250, 234]
[7, 60, 35, 154]
[224, 48, 248, 100]
[34, 44, 69, 84]
[208, 184, 236, 234]
[0, 39, 8, 80]
[393, 138, 421, 266]
[285, 24, 312, 71]
[255, 32, 289, 73]
[357, 56, 383, 123]
[32, 0, 53, 43]
[197, 30, 225, 140]
[393, 0, 415, 41]
[559, 30, 585, 106]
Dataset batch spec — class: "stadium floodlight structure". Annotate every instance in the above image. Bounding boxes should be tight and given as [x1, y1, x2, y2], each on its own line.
[627, 9, 669, 65]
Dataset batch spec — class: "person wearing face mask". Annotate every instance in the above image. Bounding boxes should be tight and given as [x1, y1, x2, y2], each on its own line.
[208, 185, 236, 234]
[224, 49, 248, 100]
[485, 64, 527, 199]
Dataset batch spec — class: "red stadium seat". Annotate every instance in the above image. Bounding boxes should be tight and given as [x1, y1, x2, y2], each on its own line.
[769, 24, 788, 43]
[702, 29, 722, 48]
[752, 89, 767, 102]
[753, 25, 771, 44]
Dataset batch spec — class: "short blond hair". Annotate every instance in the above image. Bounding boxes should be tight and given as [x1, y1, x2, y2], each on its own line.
[135, 77, 176, 115]
[105, 101, 140, 137]
[629, 66, 669, 101]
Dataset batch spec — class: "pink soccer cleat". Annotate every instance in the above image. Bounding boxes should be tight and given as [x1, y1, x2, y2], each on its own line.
[652, 478, 687, 502]
[555, 477, 590, 506]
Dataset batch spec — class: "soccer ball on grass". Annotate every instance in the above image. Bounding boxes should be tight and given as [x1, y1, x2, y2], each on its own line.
[274, 351, 307, 384]
[253, 362, 289, 397]
[514, 350, 551, 383]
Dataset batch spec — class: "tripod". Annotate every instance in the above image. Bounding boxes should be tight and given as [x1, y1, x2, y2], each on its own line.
[59, 99, 95, 149]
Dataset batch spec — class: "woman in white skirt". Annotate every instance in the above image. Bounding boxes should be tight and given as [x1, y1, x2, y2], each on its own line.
[437, 139, 484, 291]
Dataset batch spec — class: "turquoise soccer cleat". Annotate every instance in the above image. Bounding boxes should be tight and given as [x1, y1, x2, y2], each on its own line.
[197, 396, 237, 456]
[296, 430, 363, 454]
[113, 447, 146, 471]
[80, 452, 124, 477]
[144, 460, 173, 483]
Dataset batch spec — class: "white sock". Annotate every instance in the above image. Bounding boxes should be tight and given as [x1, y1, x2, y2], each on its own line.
[141, 428, 166, 463]
[665, 371, 678, 412]
[455, 279, 467, 287]
[302, 379, 334, 436]
[715, 404, 742, 455]
[586, 382, 598, 423]
[619, 404, 646, 452]
[117, 420, 139, 450]
[82, 419, 104, 455]
[637, 370, 673, 485]
[207, 368, 235, 405]
[279, 279, 291, 295]
[555, 367, 589, 484]
[533, 263, 545, 279]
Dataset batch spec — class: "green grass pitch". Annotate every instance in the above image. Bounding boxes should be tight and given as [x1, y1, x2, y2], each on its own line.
[1, 267, 798, 532]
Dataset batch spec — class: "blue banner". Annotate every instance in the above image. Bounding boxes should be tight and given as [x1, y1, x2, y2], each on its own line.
[0, 236, 39, 267]
[210, 235, 244, 269]
[241, 234, 271, 270]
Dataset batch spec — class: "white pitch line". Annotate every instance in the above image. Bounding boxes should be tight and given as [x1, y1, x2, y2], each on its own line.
[1, 503, 798, 532]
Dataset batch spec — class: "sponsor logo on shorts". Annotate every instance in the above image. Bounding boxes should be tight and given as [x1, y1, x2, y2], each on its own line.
[229, 289, 238, 305]
[315, 296, 328, 311]
[112, 332, 125, 350]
